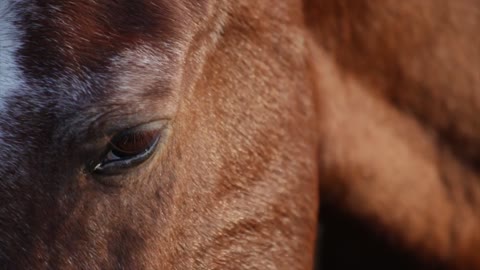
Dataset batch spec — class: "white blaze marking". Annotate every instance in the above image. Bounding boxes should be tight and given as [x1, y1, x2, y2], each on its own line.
[0, 1, 24, 112]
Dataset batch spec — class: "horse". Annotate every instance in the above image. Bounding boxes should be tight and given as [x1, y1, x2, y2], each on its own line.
[0, 0, 479, 269]
[1, 0, 318, 268]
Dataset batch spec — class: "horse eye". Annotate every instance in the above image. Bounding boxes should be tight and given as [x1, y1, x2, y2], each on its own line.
[110, 129, 159, 158]
[91, 127, 162, 176]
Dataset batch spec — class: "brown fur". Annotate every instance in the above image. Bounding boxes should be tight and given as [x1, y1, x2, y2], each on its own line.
[3, 0, 318, 269]
[306, 0, 480, 268]
[3, 0, 480, 269]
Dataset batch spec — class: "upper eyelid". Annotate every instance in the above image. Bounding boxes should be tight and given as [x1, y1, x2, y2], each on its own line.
[118, 120, 169, 134]
[71, 120, 169, 160]
[95, 118, 169, 142]
[99, 120, 168, 150]
[108, 129, 160, 153]
[56, 104, 169, 145]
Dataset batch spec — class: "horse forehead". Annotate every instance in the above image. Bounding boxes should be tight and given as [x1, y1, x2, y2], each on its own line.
[18, 0, 186, 76]
[0, 0, 190, 152]
[9, 1, 189, 102]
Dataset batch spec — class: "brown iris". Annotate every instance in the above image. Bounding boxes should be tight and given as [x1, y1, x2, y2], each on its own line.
[109, 129, 159, 158]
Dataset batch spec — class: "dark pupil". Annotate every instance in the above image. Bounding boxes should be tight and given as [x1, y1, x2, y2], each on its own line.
[110, 130, 158, 158]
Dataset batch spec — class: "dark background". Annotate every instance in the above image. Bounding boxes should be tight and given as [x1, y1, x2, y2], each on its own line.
[315, 202, 446, 270]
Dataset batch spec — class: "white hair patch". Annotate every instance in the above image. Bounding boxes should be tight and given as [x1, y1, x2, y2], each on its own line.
[0, 1, 24, 112]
